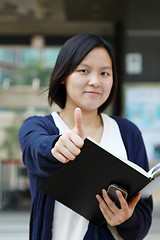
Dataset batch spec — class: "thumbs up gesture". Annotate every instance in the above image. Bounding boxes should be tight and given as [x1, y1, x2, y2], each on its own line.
[73, 107, 84, 139]
[51, 108, 84, 163]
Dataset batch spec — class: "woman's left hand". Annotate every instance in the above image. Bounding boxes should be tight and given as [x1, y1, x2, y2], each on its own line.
[96, 189, 140, 226]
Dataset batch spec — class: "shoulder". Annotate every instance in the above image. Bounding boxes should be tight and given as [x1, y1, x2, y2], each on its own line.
[23, 114, 53, 128]
[111, 116, 141, 134]
[20, 114, 58, 135]
[110, 116, 143, 150]
[25, 114, 53, 125]
[111, 116, 147, 167]
[101, 113, 140, 133]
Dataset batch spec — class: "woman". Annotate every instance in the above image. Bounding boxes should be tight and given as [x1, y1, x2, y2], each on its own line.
[19, 33, 153, 240]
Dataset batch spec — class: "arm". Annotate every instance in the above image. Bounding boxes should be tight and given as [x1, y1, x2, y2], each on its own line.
[18, 115, 63, 177]
[19, 108, 84, 177]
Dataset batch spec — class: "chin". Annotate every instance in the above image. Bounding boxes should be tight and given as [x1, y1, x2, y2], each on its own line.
[82, 105, 100, 112]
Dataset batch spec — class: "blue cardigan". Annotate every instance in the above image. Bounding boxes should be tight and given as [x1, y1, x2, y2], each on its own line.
[19, 114, 153, 240]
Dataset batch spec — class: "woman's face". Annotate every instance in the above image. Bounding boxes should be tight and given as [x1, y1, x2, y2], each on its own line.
[64, 47, 113, 112]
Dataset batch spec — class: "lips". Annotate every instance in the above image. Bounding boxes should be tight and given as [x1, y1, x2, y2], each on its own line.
[84, 91, 100, 95]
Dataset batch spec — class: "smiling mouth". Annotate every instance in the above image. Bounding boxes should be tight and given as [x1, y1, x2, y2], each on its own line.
[85, 91, 100, 95]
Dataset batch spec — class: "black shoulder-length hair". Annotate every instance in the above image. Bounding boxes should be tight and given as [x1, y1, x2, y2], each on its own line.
[48, 33, 118, 113]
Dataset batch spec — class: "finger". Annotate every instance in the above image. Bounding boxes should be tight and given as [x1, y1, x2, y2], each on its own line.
[102, 189, 118, 210]
[96, 194, 111, 222]
[62, 137, 82, 160]
[64, 140, 81, 157]
[60, 146, 77, 161]
[69, 131, 84, 148]
[74, 107, 84, 139]
[102, 189, 119, 217]
[97, 190, 117, 217]
[116, 190, 128, 209]
[96, 194, 111, 215]
[60, 130, 83, 149]
[52, 146, 76, 163]
[53, 136, 81, 161]
[51, 148, 70, 163]
[96, 193, 118, 225]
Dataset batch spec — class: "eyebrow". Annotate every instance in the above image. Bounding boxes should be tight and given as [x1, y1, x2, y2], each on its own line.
[101, 66, 112, 70]
[79, 63, 112, 70]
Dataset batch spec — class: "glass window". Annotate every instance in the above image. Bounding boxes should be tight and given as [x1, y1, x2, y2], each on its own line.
[0, 46, 61, 87]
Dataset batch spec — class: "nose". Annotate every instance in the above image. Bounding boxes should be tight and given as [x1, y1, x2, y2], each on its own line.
[88, 74, 100, 87]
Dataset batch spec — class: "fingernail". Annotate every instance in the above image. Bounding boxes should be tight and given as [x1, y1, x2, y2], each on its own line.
[102, 189, 106, 194]
[116, 190, 121, 196]
[96, 194, 101, 200]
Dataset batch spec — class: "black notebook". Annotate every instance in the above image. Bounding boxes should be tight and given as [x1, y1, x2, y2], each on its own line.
[39, 137, 160, 225]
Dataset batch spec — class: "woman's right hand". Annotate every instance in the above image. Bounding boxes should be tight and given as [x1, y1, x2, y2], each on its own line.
[51, 108, 84, 163]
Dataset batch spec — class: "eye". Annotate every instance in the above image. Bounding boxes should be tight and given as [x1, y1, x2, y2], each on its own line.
[101, 72, 109, 76]
[79, 69, 88, 74]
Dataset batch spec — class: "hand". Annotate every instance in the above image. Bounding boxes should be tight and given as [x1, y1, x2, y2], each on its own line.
[51, 108, 84, 163]
[96, 189, 140, 226]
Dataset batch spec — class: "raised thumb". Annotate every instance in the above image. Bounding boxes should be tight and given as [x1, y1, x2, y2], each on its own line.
[74, 107, 84, 139]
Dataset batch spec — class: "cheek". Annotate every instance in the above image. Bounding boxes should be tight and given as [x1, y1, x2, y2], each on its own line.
[103, 79, 113, 93]
[65, 79, 82, 97]
[66, 74, 80, 87]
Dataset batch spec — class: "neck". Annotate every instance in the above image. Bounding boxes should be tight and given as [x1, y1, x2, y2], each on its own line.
[59, 106, 104, 142]
[59, 107, 102, 130]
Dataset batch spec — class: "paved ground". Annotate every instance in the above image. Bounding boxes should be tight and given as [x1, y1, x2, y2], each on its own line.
[144, 189, 160, 240]
[0, 211, 29, 240]
[0, 191, 159, 240]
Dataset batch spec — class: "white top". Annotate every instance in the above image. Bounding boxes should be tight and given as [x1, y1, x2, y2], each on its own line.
[51, 112, 127, 240]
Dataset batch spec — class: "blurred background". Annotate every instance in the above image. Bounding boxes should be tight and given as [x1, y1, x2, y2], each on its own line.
[0, 0, 160, 239]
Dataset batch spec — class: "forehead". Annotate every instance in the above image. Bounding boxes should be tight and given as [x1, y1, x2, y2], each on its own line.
[80, 47, 112, 66]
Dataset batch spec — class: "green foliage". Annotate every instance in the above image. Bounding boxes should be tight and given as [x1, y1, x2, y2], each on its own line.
[10, 58, 52, 86]
[0, 115, 24, 159]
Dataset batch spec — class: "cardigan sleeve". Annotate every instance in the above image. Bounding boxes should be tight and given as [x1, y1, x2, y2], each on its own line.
[113, 117, 153, 240]
[18, 115, 63, 178]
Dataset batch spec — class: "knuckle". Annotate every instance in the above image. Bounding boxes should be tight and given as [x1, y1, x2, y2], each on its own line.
[51, 150, 55, 157]
[65, 130, 71, 137]
[59, 135, 65, 144]
[79, 137, 84, 146]
[70, 154, 76, 160]
[54, 144, 60, 153]
[107, 201, 115, 208]
[75, 148, 81, 155]
[51, 148, 57, 157]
